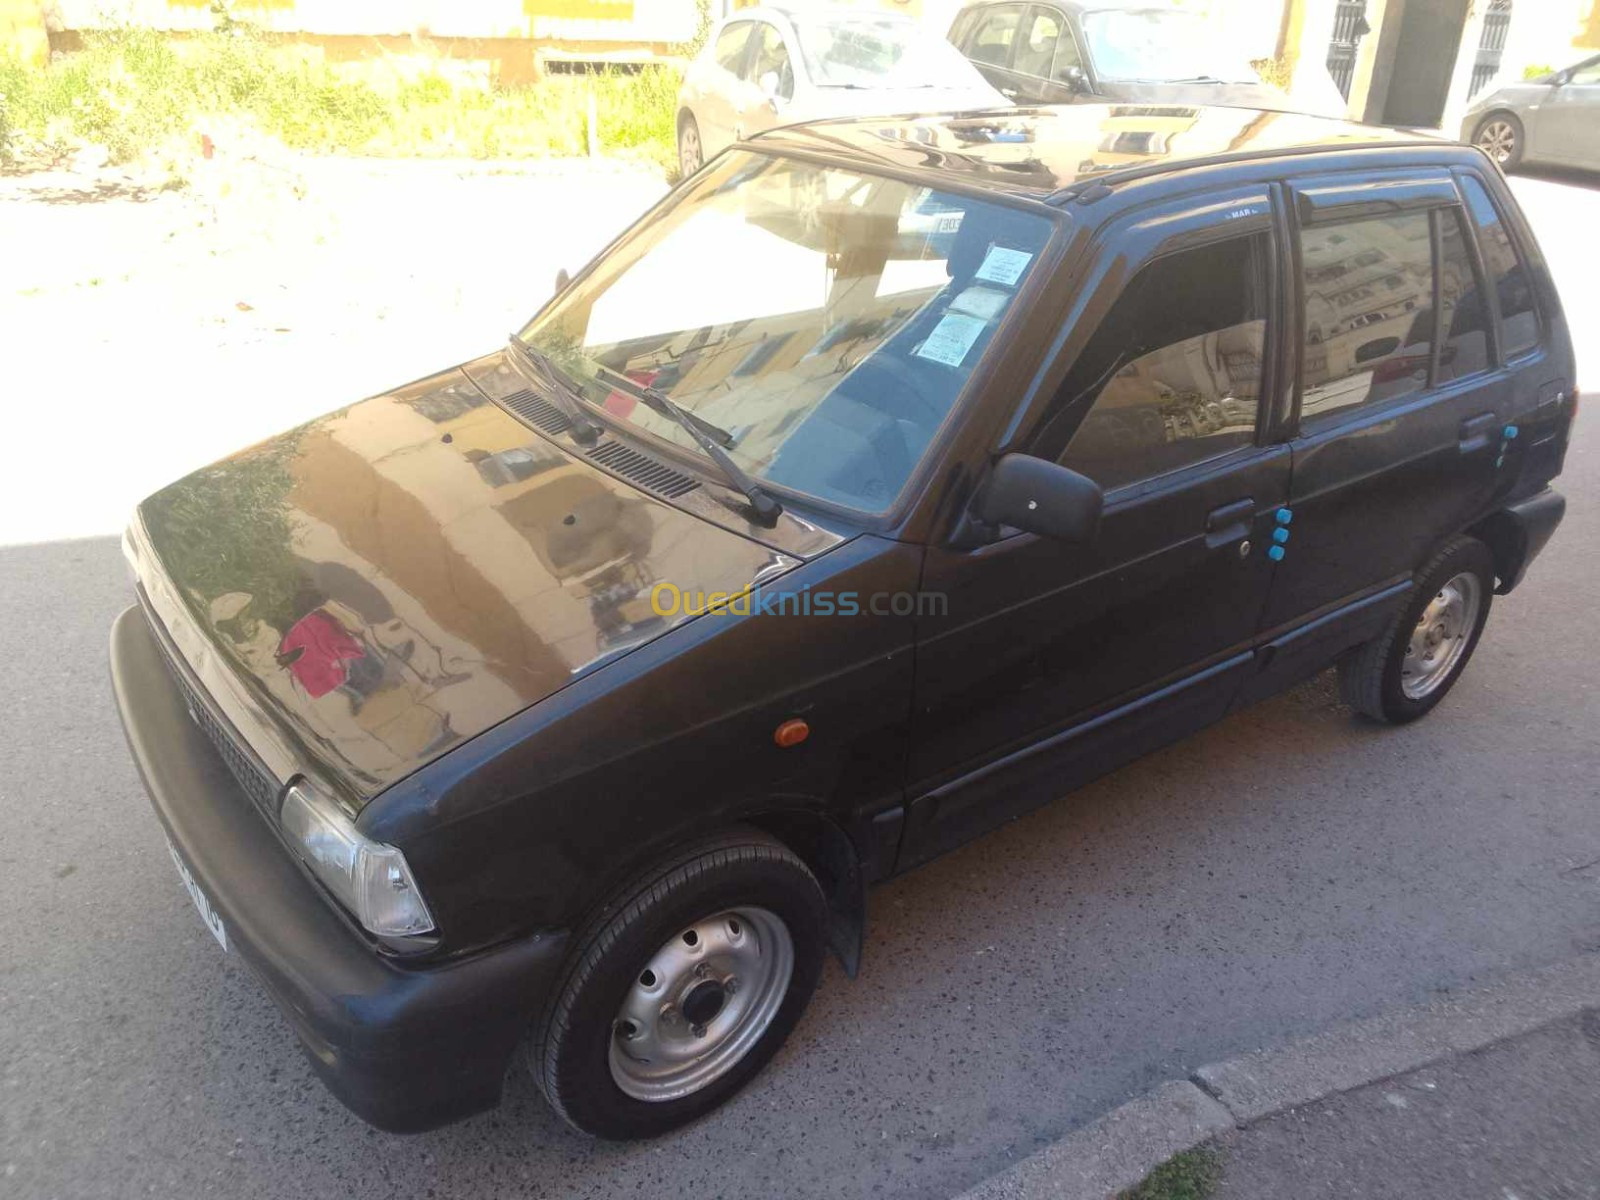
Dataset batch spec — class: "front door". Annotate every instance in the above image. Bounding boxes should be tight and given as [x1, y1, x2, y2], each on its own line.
[958, 3, 1030, 99]
[903, 188, 1292, 866]
[699, 20, 758, 157]
[1249, 170, 1525, 695]
[1004, 6, 1086, 103]
[1541, 58, 1600, 165]
[740, 21, 797, 143]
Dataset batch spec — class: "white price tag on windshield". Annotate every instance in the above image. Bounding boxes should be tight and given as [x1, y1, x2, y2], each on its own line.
[915, 312, 986, 368]
[974, 245, 1033, 287]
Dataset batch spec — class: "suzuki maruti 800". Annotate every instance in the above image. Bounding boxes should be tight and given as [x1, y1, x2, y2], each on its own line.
[112, 104, 1574, 1139]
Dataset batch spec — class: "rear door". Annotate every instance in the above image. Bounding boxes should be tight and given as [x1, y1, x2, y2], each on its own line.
[904, 187, 1292, 866]
[1246, 169, 1521, 696]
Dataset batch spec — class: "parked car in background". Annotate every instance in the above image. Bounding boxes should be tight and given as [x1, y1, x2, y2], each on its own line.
[1464, 53, 1600, 171]
[948, 0, 1305, 110]
[676, 4, 1004, 176]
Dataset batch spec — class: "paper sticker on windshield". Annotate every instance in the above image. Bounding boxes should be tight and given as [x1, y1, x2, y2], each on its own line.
[974, 245, 1033, 287]
[915, 313, 986, 368]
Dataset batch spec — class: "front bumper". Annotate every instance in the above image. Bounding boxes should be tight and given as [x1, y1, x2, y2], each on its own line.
[109, 606, 570, 1132]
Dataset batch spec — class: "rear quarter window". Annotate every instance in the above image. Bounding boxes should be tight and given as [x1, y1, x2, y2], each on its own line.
[1458, 174, 1540, 359]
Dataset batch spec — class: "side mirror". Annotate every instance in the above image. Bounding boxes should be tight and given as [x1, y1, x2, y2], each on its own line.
[554, 267, 571, 296]
[974, 453, 1103, 543]
[1062, 64, 1089, 93]
[758, 71, 785, 106]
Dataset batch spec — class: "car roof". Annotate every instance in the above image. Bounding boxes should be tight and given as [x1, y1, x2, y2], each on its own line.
[751, 104, 1449, 204]
[734, 4, 915, 23]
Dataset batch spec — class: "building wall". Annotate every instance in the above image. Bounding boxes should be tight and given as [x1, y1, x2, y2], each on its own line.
[1, 0, 48, 64]
[1500, 0, 1600, 78]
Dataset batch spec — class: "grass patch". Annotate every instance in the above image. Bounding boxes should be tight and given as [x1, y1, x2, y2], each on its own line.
[0, 26, 681, 173]
[1119, 1147, 1222, 1200]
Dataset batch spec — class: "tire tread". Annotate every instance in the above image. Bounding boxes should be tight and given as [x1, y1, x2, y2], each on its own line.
[533, 828, 821, 1134]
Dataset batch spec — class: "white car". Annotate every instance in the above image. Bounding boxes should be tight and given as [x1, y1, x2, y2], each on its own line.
[676, 4, 1007, 177]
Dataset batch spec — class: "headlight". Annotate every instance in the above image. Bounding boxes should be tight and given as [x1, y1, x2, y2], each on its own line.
[279, 782, 435, 937]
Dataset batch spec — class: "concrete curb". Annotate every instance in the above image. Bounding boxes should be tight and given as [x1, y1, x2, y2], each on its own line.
[958, 952, 1600, 1200]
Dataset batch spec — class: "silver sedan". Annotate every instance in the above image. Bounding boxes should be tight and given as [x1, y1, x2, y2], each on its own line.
[675, 5, 1004, 178]
[1462, 53, 1600, 171]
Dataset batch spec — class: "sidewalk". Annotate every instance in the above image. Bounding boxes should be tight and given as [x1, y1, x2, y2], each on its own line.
[1208, 1009, 1600, 1199]
[962, 953, 1600, 1200]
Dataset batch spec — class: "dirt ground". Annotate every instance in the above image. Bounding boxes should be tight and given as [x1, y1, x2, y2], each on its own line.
[0, 153, 665, 545]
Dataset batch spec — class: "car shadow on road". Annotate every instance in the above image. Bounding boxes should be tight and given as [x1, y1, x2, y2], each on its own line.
[1514, 164, 1600, 191]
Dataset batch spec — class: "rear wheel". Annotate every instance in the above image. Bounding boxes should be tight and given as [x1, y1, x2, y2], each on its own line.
[533, 828, 826, 1139]
[1339, 536, 1495, 724]
[1475, 112, 1524, 169]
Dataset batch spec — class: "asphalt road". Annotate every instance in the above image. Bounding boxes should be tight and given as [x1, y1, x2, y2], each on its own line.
[1, 171, 1596, 1200]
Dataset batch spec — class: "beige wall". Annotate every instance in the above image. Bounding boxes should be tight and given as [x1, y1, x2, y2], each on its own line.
[1501, 0, 1600, 78]
[1, 0, 48, 64]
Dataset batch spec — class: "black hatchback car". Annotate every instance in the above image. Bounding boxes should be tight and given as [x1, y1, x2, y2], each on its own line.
[112, 104, 1574, 1141]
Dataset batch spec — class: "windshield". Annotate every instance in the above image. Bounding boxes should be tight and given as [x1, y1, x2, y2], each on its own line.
[1082, 9, 1263, 83]
[519, 152, 1053, 513]
[793, 15, 990, 89]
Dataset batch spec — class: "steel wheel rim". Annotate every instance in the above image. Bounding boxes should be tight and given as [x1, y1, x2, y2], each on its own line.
[679, 124, 702, 175]
[609, 906, 793, 1102]
[1401, 571, 1481, 699]
[1478, 120, 1516, 164]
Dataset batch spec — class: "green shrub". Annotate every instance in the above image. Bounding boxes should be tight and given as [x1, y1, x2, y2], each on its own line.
[0, 27, 681, 170]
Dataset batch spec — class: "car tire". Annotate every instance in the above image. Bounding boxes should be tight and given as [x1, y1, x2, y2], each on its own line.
[1339, 536, 1495, 725]
[1474, 111, 1524, 170]
[532, 827, 827, 1139]
[677, 111, 704, 179]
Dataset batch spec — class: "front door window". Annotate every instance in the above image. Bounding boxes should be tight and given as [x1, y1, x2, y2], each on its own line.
[1039, 234, 1270, 490]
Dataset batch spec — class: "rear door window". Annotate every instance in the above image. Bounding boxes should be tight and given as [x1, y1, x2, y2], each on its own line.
[1298, 211, 1435, 425]
[1458, 174, 1540, 359]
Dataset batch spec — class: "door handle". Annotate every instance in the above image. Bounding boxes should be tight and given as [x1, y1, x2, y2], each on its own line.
[1205, 497, 1254, 549]
[1458, 411, 1498, 455]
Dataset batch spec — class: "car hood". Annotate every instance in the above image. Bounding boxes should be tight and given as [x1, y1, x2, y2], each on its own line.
[131, 365, 799, 803]
[796, 82, 1007, 120]
[1097, 79, 1323, 114]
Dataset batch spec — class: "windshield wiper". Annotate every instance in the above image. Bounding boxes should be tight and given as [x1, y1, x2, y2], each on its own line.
[506, 335, 604, 445]
[594, 365, 739, 448]
[594, 366, 782, 526]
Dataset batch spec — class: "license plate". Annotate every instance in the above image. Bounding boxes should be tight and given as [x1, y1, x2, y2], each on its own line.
[167, 839, 228, 953]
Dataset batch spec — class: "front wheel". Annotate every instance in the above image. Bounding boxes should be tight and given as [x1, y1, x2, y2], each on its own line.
[532, 829, 827, 1139]
[677, 112, 704, 179]
[1339, 536, 1495, 724]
